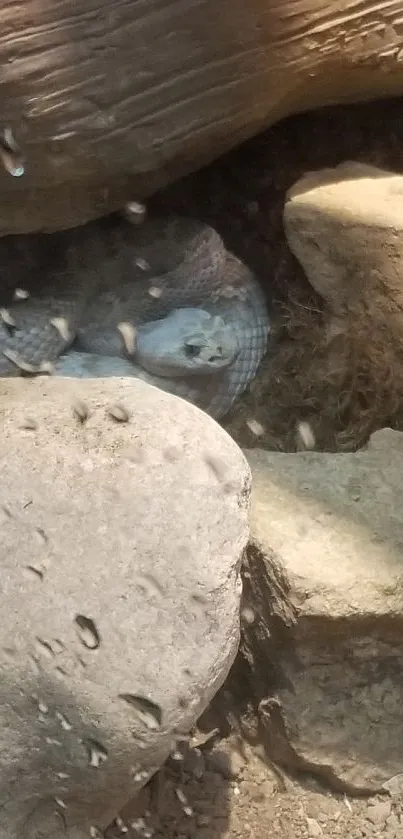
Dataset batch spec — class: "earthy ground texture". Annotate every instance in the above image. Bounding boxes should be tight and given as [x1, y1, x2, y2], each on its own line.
[110, 742, 402, 839]
[106, 97, 403, 839]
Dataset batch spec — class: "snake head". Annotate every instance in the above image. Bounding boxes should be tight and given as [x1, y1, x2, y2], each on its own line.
[135, 308, 239, 378]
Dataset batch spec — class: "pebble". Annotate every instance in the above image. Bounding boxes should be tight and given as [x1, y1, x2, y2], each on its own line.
[366, 800, 392, 825]
[382, 773, 403, 795]
[20, 416, 38, 431]
[208, 745, 245, 780]
[306, 816, 323, 837]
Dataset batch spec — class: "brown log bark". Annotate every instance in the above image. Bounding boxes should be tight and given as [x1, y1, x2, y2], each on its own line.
[1, 0, 403, 233]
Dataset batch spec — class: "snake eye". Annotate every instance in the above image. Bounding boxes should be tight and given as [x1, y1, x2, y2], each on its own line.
[184, 343, 201, 358]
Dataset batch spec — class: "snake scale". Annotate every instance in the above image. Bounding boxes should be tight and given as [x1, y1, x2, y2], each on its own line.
[0, 215, 269, 418]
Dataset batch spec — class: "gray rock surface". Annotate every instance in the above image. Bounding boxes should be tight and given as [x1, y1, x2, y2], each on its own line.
[241, 429, 403, 792]
[0, 376, 250, 838]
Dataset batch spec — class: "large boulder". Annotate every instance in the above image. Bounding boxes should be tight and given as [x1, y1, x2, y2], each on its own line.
[239, 429, 403, 793]
[283, 161, 403, 316]
[0, 376, 249, 838]
[2, 2, 403, 232]
[283, 162, 403, 444]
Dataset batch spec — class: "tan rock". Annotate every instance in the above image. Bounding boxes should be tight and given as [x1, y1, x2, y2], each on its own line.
[283, 162, 403, 412]
[0, 376, 249, 838]
[283, 162, 403, 315]
[242, 429, 403, 792]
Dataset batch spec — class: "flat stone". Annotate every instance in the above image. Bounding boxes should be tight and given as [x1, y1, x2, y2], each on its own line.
[0, 376, 250, 838]
[283, 163, 403, 410]
[241, 429, 403, 792]
[283, 161, 403, 311]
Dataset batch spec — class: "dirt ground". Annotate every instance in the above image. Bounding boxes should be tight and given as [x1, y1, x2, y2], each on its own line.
[105, 96, 403, 839]
[108, 734, 403, 839]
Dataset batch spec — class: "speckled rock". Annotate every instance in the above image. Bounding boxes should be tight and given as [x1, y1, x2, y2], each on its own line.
[0, 376, 249, 838]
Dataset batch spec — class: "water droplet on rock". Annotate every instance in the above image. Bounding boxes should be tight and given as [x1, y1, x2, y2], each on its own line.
[13, 287, 29, 301]
[124, 442, 145, 464]
[175, 787, 193, 816]
[191, 593, 208, 606]
[2, 646, 17, 661]
[171, 748, 184, 761]
[55, 797, 67, 810]
[131, 817, 151, 836]
[84, 738, 108, 768]
[124, 200, 147, 224]
[189, 593, 208, 617]
[34, 527, 48, 545]
[35, 637, 55, 659]
[115, 816, 129, 833]
[55, 711, 72, 730]
[72, 399, 89, 424]
[45, 736, 62, 747]
[382, 772, 403, 794]
[246, 418, 264, 437]
[20, 416, 37, 431]
[107, 403, 130, 423]
[163, 445, 181, 462]
[148, 286, 163, 299]
[74, 615, 100, 650]
[296, 421, 316, 451]
[203, 454, 228, 483]
[24, 565, 44, 582]
[119, 694, 162, 730]
[55, 666, 69, 681]
[136, 573, 165, 598]
[50, 317, 71, 343]
[241, 606, 256, 625]
[132, 769, 150, 783]
[28, 654, 41, 675]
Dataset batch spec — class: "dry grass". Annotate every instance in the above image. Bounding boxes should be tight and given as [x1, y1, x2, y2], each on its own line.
[255, 288, 403, 453]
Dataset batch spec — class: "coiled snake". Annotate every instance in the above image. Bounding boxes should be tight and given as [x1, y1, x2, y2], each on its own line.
[0, 216, 269, 418]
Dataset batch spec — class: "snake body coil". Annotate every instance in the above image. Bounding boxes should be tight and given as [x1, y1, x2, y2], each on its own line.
[0, 216, 269, 418]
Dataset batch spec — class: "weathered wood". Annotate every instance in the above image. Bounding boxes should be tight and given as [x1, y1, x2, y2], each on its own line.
[1, 0, 403, 232]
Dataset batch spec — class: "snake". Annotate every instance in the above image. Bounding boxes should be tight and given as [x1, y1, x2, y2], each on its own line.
[0, 215, 269, 419]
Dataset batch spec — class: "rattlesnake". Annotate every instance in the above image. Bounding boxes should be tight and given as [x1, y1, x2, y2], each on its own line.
[0, 215, 269, 418]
